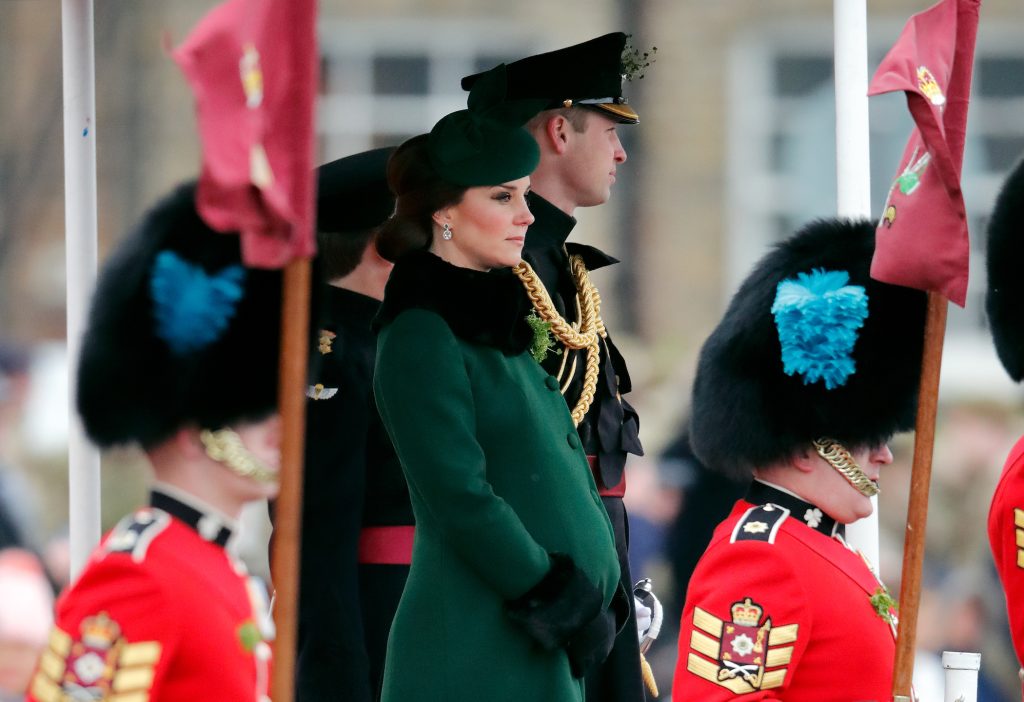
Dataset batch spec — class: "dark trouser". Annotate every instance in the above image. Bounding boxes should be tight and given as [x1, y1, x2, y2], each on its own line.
[359, 563, 410, 702]
[584, 496, 647, 702]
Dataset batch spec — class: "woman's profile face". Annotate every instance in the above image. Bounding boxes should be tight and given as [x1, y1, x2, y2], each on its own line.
[434, 176, 534, 271]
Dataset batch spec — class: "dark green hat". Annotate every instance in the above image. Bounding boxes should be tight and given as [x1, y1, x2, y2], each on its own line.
[316, 147, 395, 234]
[427, 65, 541, 186]
[461, 33, 640, 125]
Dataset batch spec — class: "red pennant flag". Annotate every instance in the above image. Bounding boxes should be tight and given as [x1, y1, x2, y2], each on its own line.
[173, 0, 318, 269]
[868, 0, 980, 306]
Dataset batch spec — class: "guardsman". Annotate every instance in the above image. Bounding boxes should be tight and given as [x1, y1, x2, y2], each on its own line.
[985, 154, 1024, 696]
[289, 148, 405, 701]
[27, 183, 284, 702]
[671, 219, 927, 700]
[462, 33, 652, 702]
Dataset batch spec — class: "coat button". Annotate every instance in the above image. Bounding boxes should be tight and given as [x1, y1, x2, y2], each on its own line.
[545, 375, 560, 391]
[567, 433, 581, 449]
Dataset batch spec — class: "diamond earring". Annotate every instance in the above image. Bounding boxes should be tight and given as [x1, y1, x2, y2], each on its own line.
[442, 223, 453, 240]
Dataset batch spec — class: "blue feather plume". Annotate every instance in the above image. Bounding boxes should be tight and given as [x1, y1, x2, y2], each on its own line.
[149, 251, 246, 355]
[771, 268, 869, 390]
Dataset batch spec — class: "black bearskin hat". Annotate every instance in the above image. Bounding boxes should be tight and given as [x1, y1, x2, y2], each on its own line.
[986, 155, 1024, 382]
[77, 182, 284, 449]
[690, 218, 927, 479]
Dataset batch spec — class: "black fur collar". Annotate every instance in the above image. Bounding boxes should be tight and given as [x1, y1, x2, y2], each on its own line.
[374, 251, 533, 355]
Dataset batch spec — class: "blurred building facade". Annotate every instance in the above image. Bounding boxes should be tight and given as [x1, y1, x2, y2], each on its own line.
[5, 0, 1024, 435]
[4, 0, 1024, 696]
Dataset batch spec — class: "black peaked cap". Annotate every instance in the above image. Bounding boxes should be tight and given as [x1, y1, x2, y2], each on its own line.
[316, 147, 396, 234]
[461, 33, 638, 124]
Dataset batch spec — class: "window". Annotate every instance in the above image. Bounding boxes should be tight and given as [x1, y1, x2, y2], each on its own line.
[317, 18, 541, 160]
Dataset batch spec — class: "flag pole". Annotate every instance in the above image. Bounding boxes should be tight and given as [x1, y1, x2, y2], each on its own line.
[892, 293, 947, 699]
[172, 0, 318, 693]
[890, 2, 978, 696]
[61, 0, 102, 580]
[270, 258, 311, 702]
[833, 0, 880, 569]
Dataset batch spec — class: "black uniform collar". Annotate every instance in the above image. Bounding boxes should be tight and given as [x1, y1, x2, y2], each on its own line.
[746, 479, 844, 538]
[524, 192, 576, 251]
[322, 285, 380, 326]
[523, 193, 619, 271]
[150, 484, 235, 547]
[374, 250, 533, 355]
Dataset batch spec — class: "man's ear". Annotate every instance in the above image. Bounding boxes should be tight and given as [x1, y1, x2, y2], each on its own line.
[791, 446, 820, 474]
[174, 425, 205, 460]
[541, 114, 571, 155]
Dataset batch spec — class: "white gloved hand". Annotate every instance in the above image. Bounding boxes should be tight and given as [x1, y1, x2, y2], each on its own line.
[635, 596, 653, 643]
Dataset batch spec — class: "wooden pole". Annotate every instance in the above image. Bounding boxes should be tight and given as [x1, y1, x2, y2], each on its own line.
[891, 291, 948, 698]
[270, 257, 312, 702]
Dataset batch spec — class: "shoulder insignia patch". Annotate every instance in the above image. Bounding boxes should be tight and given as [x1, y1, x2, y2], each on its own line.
[318, 329, 336, 355]
[1014, 508, 1024, 569]
[306, 383, 338, 401]
[685, 598, 798, 694]
[731, 504, 790, 545]
[29, 613, 162, 702]
[103, 508, 171, 563]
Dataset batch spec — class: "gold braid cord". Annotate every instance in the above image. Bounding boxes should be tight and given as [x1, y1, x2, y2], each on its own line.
[200, 428, 278, 485]
[641, 652, 659, 697]
[812, 437, 880, 497]
[513, 256, 607, 427]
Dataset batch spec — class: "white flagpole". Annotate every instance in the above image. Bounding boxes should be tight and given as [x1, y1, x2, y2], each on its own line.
[62, 0, 102, 580]
[942, 651, 980, 702]
[833, 0, 879, 570]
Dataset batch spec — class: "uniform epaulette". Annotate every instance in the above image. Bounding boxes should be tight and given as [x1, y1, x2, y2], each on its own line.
[730, 503, 790, 545]
[103, 508, 171, 563]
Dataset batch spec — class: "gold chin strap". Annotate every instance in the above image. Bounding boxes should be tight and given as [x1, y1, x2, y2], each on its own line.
[200, 428, 278, 485]
[513, 255, 607, 427]
[812, 437, 879, 497]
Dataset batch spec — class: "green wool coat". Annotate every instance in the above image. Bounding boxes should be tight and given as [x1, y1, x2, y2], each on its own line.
[375, 308, 621, 702]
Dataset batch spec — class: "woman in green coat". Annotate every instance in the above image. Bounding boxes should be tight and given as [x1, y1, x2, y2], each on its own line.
[373, 101, 626, 701]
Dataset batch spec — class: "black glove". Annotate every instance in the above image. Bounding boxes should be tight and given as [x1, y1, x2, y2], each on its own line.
[505, 554, 603, 649]
[505, 553, 620, 679]
[565, 606, 616, 678]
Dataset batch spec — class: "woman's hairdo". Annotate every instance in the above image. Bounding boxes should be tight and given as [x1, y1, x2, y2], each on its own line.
[376, 135, 466, 262]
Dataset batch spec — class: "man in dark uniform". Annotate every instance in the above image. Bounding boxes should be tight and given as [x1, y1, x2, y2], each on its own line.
[463, 32, 650, 701]
[671, 219, 927, 700]
[27, 182, 285, 701]
[290, 149, 408, 701]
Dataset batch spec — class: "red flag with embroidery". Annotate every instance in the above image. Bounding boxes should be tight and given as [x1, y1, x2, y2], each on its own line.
[173, 0, 318, 269]
[868, 0, 979, 306]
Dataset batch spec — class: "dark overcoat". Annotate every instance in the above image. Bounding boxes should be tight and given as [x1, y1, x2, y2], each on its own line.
[374, 253, 622, 701]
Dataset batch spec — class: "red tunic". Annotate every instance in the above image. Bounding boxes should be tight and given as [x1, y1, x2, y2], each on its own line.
[27, 498, 272, 702]
[672, 499, 896, 701]
[987, 434, 1024, 694]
